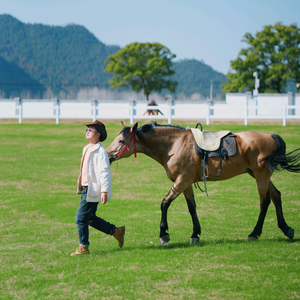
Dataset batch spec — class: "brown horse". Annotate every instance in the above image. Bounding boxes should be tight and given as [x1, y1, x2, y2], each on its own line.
[106, 122, 300, 245]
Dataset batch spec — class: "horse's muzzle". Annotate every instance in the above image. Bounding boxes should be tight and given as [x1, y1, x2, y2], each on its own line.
[109, 156, 116, 164]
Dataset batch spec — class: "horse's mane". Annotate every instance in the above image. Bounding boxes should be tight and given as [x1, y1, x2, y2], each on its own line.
[120, 121, 187, 142]
[149, 121, 187, 130]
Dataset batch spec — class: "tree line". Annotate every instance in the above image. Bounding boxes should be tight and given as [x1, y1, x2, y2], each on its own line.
[1, 14, 299, 100]
[0, 14, 225, 99]
[222, 22, 300, 94]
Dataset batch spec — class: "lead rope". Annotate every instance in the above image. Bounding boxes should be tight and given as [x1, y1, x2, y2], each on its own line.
[111, 158, 119, 179]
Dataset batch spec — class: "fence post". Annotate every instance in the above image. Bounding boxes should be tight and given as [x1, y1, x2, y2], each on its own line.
[91, 100, 97, 121]
[56, 99, 60, 125]
[283, 104, 287, 126]
[14, 97, 21, 124]
[167, 100, 172, 124]
[244, 103, 248, 126]
[53, 98, 60, 124]
[16, 97, 22, 124]
[287, 92, 295, 116]
[206, 104, 210, 125]
[129, 100, 134, 125]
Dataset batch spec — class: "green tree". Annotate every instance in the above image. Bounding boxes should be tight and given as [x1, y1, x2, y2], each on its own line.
[222, 23, 300, 94]
[104, 42, 177, 100]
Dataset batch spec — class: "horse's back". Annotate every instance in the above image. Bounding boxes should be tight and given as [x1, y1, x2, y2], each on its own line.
[234, 131, 277, 154]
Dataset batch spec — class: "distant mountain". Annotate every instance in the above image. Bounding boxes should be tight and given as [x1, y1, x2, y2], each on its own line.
[171, 59, 226, 99]
[0, 14, 119, 95]
[0, 55, 46, 98]
[0, 14, 225, 99]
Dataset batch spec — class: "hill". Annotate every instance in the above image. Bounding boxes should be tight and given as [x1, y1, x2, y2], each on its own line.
[0, 55, 46, 98]
[171, 59, 226, 99]
[0, 14, 225, 99]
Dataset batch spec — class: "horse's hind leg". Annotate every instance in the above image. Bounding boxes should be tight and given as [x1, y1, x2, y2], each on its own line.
[248, 191, 271, 241]
[183, 185, 201, 243]
[269, 181, 294, 239]
[248, 172, 271, 241]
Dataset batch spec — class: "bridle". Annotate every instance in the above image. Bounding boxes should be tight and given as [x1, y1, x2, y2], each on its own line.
[112, 131, 137, 178]
[118, 131, 137, 162]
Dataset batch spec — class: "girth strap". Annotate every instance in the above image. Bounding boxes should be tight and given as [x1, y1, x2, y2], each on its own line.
[195, 139, 231, 197]
[192, 123, 236, 197]
[214, 147, 229, 181]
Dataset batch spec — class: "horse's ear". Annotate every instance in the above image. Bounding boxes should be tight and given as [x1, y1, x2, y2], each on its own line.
[121, 121, 126, 129]
[130, 122, 138, 133]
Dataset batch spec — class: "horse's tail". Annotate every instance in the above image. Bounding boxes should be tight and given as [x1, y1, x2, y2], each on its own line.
[260, 134, 300, 173]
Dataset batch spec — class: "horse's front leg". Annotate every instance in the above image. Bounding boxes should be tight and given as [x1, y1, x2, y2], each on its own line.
[160, 198, 171, 245]
[183, 185, 201, 243]
[160, 177, 191, 245]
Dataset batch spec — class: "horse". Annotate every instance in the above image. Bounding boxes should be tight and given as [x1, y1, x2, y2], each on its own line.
[106, 121, 300, 245]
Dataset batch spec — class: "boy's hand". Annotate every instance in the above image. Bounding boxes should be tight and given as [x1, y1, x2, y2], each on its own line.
[101, 192, 108, 205]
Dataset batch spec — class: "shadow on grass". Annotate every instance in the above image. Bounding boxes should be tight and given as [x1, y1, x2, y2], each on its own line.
[144, 236, 299, 249]
[91, 237, 300, 256]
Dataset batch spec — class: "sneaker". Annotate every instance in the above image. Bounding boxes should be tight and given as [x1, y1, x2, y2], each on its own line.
[113, 226, 125, 248]
[71, 244, 90, 256]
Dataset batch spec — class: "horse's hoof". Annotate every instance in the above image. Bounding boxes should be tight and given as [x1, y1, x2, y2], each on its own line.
[190, 237, 200, 244]
[160, 235, 170, 245]
[287, 228, 294, 239]
[247, 236, 258, 242]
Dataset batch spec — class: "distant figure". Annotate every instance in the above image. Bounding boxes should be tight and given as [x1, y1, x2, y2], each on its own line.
[143, 100, 164, 116]
[148, 100, 157, 106]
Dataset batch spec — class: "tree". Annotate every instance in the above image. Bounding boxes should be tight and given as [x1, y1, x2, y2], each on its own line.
[222, 23, 300, 94]
[104, 42, 177, 100]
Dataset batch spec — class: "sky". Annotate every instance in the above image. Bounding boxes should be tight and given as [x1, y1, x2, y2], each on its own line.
[1, 0, 299, 75]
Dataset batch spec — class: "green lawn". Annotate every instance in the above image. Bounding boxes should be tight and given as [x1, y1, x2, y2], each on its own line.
[0, 120, 300, 299]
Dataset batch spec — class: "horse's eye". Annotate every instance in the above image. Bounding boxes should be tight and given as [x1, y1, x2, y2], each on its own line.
[119, 140, 124, 144]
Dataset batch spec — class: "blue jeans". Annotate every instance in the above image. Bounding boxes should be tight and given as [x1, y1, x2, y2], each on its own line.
[75, 187, 116, 248]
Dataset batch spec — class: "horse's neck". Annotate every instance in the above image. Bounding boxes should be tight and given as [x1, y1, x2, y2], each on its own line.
[138, 128, 182, 164]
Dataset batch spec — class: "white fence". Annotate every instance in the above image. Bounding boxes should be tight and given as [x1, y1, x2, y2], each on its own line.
[1, 94, 300, 126]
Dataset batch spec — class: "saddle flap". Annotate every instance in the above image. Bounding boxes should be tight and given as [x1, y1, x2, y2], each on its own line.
[190, 128, 230, 151]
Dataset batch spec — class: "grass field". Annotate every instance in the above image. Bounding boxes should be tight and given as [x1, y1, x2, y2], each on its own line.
[0, 119, 300, 299]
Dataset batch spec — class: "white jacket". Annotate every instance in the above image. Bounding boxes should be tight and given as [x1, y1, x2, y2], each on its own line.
[77, 142, 111, 202]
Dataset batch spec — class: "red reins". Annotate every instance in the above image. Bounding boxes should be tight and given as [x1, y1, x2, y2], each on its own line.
[112, 131, 137, 179]
[118, 131, 137, 162]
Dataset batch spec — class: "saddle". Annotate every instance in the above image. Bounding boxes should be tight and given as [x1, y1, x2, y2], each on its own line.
[191, 123, 237, 196]
[190, 128, 230, 151]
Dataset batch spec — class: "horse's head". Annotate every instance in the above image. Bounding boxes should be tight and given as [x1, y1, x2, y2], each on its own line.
[106, 121, 138, 164]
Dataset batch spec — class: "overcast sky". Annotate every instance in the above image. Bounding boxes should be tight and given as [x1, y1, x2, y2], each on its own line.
[1, 0, 299, 74]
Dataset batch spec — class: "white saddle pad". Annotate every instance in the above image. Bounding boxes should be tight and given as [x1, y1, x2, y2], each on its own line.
[190, 128, 230, 151]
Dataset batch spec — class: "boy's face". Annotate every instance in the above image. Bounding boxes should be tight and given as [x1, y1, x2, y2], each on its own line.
[86, 126, 100, 143]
